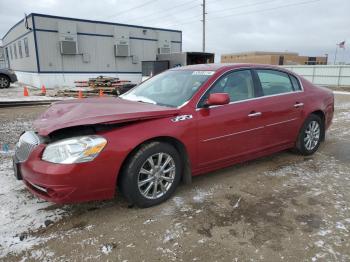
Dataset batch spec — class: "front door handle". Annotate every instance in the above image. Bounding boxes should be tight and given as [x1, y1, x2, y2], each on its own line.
[248, 111, 262, 117]
[294, 102, 304, 108]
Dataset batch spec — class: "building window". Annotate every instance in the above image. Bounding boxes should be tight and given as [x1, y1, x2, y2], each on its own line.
[24, 38, 29, 57]
[13, 43, 17, 59]
[9, 45, 13, 60]
[18, 40, 23, 58]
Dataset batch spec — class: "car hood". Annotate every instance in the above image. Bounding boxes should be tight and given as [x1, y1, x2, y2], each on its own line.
[34, 97, 179, 136]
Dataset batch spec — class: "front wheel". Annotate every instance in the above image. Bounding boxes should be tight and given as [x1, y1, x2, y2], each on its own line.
[0, 75, 10, 89]
[294, 114, 323, 155]
[119, 142, 182, 208]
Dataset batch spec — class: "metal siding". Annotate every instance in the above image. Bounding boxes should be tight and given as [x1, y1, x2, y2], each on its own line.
[171, 42, 181, 53]
[142, 41, 158, 61]
[3, 13, 181, 87]
[34, 15, 181, 73]
[2, 17, 37, 72]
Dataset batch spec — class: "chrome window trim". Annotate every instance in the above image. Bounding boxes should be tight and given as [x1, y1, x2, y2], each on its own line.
[195, 67, 305, 111]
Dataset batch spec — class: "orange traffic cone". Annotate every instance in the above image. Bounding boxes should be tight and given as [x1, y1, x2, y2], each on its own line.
[78, 90, 83, 99]
[23, 86, 29, 97]
[99, 89, 104, 97]
[41, 85, 47, 95]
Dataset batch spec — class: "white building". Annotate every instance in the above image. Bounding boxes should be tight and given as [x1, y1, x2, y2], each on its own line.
[1, 13, 182, 88]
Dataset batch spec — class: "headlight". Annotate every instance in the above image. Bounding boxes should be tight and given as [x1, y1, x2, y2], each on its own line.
[42, 135, 107, 164]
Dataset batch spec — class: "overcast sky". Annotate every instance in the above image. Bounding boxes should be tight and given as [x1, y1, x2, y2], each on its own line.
[0, 0, 349, 63]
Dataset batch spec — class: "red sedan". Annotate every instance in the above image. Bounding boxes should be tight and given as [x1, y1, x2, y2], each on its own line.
[13, 64, 334, 207]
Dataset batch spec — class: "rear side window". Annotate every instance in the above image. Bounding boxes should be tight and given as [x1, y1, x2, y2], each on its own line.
[256, 69, 293, 96]
[201, 70, 255, 105]
[290, 75, 302, 91]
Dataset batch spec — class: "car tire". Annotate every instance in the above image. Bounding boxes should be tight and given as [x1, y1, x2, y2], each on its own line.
[0, 75, 10, 89]
[119, 141, 182, 208]
[294, 114, 323, 155]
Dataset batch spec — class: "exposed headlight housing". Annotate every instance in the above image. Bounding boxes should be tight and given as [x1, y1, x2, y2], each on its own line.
[42, 135, 107, 164]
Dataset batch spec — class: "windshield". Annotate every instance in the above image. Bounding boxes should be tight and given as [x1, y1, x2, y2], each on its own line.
[120, 70, 215, 107]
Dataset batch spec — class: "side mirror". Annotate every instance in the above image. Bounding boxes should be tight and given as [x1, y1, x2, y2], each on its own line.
[204, 93, 230, 107]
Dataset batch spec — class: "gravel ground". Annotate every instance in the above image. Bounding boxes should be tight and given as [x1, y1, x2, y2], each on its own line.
[0, 94, 349, 261]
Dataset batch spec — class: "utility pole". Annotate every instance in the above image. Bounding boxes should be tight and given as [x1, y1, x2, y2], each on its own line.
[202, 0, 206, 52]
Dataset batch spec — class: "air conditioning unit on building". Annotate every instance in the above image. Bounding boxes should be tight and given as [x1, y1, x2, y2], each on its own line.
[115, 39, 130, 57]
[58, 21, 78, 55]
[60, 40, 78, 55]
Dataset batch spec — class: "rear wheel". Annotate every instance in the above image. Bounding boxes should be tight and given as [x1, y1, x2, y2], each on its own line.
[295, 114, 323, 155]
[0, 75, 10, 89]
[119, 141, 182, 208]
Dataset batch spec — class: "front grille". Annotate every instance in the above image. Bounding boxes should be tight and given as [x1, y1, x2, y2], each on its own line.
[15, 131, 41, 162]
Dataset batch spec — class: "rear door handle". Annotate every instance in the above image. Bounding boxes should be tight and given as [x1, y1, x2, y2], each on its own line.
[248, 111, 262, 117]
[294, 102, 304, 108]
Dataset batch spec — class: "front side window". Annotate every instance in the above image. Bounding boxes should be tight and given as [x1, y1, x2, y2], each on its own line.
[18, 40, 23, 58]
[199, 69, 255, 106]
[256, 69, 293, 96]
[121, 70, 214, 108]
[24, 38, 29, 57]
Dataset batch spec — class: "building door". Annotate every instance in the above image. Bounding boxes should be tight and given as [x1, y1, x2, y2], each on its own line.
[308, 57, 316, 65]
[278, 56, 284, 65]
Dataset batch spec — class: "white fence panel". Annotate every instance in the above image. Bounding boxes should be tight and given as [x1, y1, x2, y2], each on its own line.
[282, 65, 350, 87]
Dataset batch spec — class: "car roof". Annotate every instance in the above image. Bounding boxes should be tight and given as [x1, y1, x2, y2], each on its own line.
[171, 63, 291, 72]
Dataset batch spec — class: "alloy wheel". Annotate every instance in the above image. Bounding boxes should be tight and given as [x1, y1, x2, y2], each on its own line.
[138, 153, 176, 200]
[0, 77, 9, 88]
[304, 120, 320, 151]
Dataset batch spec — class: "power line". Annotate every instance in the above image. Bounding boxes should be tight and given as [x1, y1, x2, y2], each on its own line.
[147, 0, 280, 27]
[107, 0, 160, 19]
[130, 0, 200, 24]
[208, 0, 282, 15]
[209, 0, 321, 21]
[153, 0, 286, 27]
[161, 0, 321, 28]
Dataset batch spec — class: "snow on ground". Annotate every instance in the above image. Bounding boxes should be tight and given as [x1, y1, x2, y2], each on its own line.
[0, 115, 69, 258]
[329, 104, 350, 139]
[264, 155, 350, 261]
[0, 156, 68, 257]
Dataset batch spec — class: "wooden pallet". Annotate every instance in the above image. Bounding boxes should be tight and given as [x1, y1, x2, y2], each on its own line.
[74, 76, 131, 89]
[56, 88, 119, 98]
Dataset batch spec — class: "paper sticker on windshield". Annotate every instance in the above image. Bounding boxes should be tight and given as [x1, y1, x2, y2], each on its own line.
[192, 71, 215, 76]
